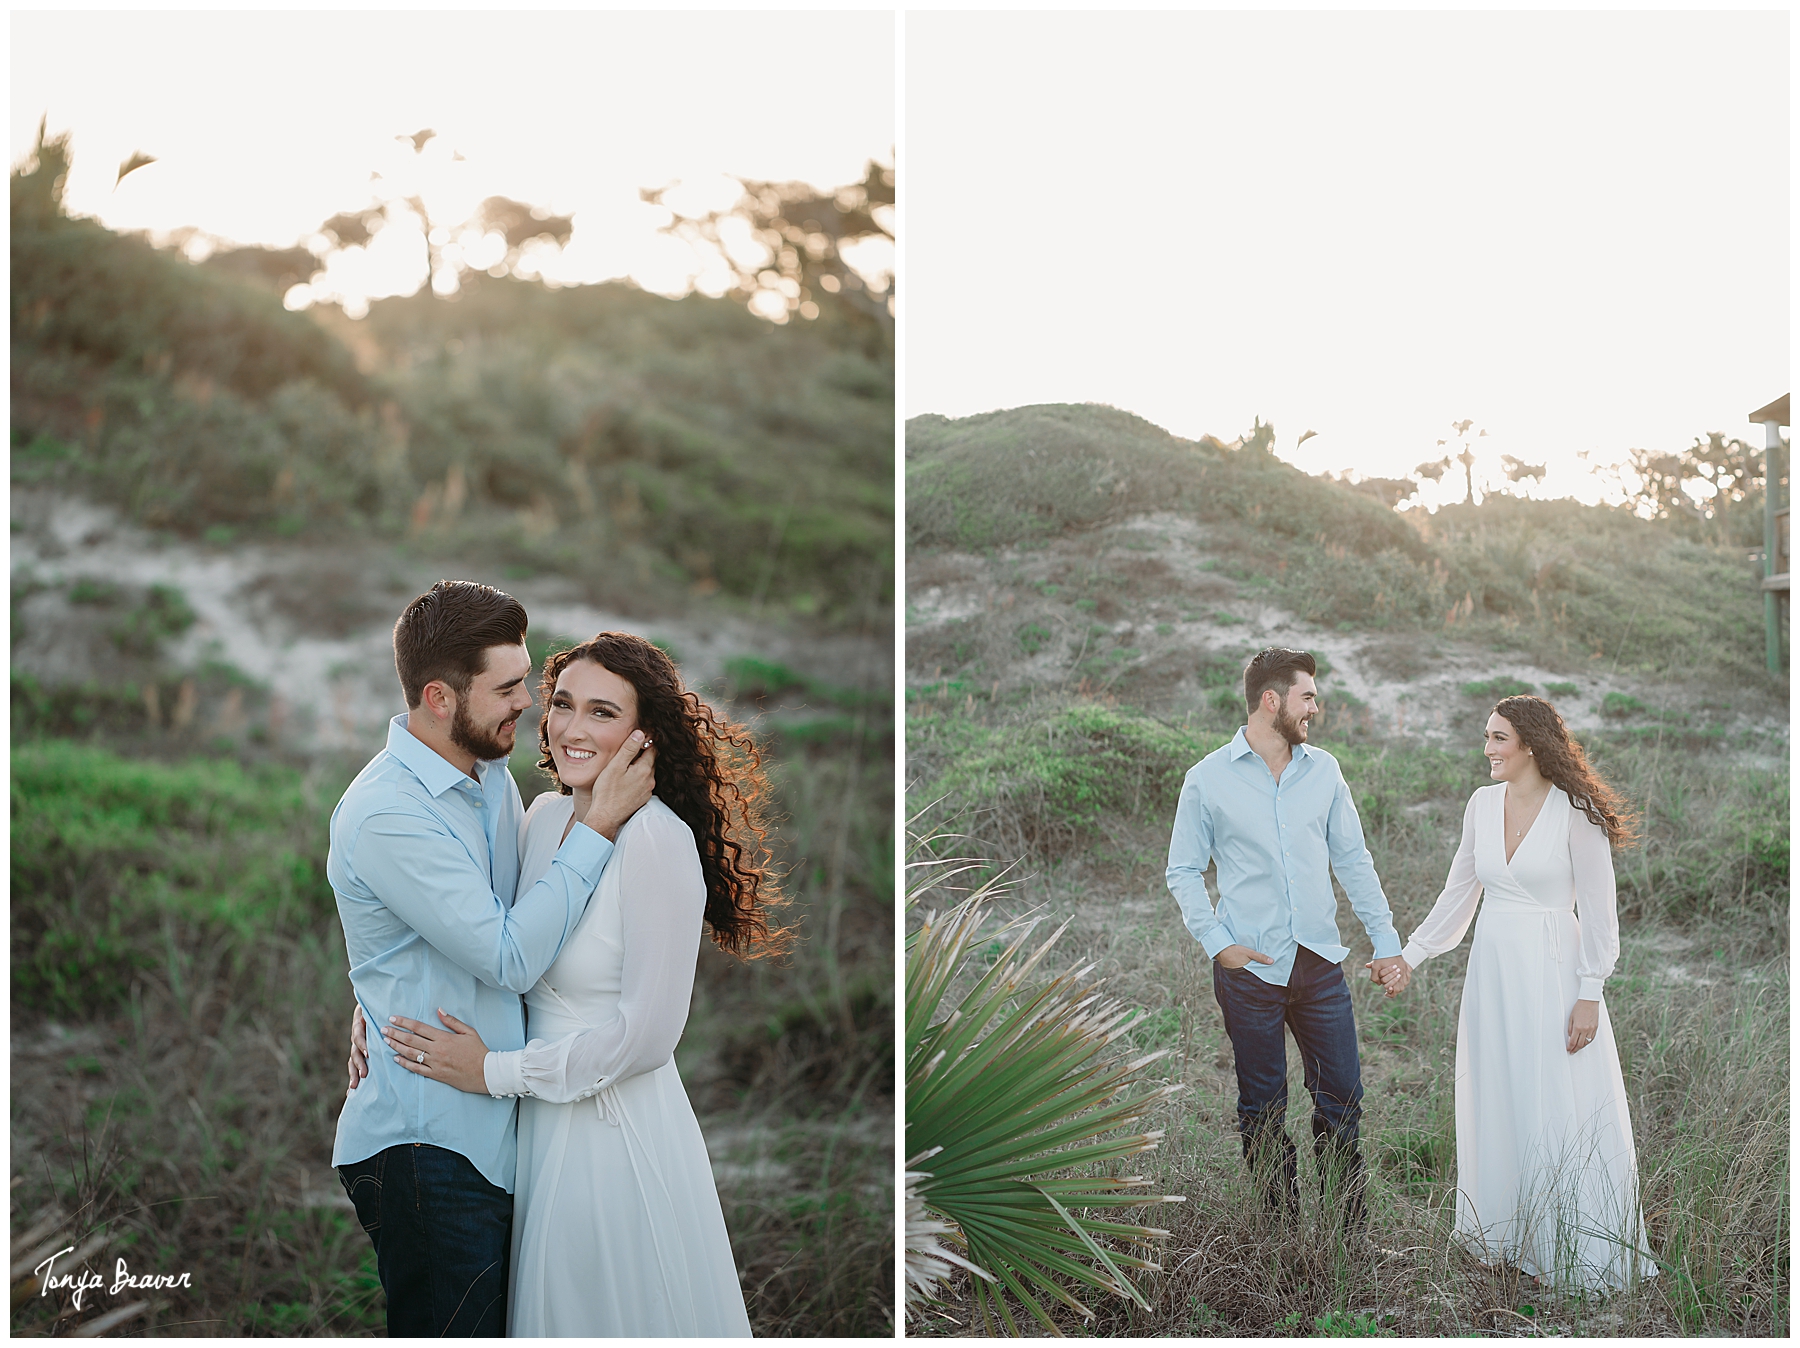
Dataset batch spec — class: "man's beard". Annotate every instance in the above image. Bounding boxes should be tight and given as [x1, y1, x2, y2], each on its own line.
[1274, 704, 1312, 746]
[450, 700, 516, 762]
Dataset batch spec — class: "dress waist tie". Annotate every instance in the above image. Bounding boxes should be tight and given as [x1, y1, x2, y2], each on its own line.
[1481, 893, 1572, 965]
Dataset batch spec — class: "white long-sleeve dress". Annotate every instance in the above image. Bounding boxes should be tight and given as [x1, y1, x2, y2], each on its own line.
[1400, 783, 1656, 1290]
[482, 792, 752, 1337]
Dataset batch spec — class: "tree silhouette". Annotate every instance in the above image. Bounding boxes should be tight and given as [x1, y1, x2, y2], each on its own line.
[1621, 433, 1768, 543]
[306, 132, 576, 301]
[1500, 454, 1546, 489]
[646, 159, 894, 334]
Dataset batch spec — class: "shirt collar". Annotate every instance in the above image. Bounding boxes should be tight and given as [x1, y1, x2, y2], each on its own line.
[385, 713, 500, 797]
[1227, 725, 1315, 763]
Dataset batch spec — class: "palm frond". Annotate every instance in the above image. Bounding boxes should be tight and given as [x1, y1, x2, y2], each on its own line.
[905, 824, 1186, 1335]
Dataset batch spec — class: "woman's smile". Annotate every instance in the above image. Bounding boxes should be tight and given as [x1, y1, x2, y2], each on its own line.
[545, 660, 641, 789]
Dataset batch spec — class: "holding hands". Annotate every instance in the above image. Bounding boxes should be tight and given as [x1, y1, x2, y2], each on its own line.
[1365, 954, 1412, 997]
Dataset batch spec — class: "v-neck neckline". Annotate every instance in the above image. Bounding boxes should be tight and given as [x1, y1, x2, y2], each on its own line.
[1501, 784, 1554, 867]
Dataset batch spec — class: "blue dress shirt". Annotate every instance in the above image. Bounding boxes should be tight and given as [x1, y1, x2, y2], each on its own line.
[1166, 727, 1400, 987]
[328, 714, 613, 1192]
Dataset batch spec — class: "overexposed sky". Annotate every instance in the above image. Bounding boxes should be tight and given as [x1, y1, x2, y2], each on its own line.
[907, 11, 1789, 508]
[13, 11, 894, 315]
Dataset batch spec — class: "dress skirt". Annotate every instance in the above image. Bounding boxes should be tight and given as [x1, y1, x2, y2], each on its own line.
[1454, 896, 1656, 1289]
[508, 1052, 752, 1337]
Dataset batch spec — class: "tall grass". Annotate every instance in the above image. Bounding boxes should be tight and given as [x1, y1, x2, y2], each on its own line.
[906, 689, 1787, 1336]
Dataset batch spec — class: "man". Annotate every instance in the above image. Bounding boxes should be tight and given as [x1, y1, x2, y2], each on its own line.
[330, 580, 654, 1335]
[1166, 647, 1409, 1234]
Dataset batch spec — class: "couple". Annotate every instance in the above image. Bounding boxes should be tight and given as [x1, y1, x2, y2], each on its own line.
[330, 580, 774, 1336]
[1167, 647, 1656, 1290]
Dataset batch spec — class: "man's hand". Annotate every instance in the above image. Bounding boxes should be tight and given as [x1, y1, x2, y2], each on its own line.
[582, 730, 656, 840]
[1366, 955, 1411, 997]
[1214, 944, 1275, 970]
[347, 1002, 369, 1091]
[1566, 998, 1599, 1054]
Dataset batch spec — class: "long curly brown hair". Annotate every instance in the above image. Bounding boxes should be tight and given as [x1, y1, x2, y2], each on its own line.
[537, 633, 788, 957]
[1492, 695, 1639, 847]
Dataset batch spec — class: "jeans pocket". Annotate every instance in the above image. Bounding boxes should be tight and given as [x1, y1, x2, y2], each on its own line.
[340, 1156, 384, 1239]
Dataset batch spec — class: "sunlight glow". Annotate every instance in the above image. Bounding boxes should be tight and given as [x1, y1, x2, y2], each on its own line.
[12, 11, 893, 319]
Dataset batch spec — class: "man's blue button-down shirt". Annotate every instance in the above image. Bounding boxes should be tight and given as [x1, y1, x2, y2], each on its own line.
[1166, 727, 1400, 987]
[328, 714, 613, 1192]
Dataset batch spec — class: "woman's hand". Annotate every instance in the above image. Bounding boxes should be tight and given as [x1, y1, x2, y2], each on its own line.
[382, 1009, 491, 1094]
[1566, 998, 1600, 1054]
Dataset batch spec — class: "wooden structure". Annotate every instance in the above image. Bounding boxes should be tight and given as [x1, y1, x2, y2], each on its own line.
[1750, 393, 1788, 674]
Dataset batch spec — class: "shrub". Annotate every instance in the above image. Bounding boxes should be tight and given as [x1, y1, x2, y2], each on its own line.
[1462, 676, 1534, 700]
[10, 741, 335, 1017]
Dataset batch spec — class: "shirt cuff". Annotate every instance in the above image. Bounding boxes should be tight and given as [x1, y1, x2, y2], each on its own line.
[554, 820, 614, 884]
[1198, 924, 1233, 960]
[1578, 977, 1606, 1002]
[1367, 930, 1402, 960]
[484, 1049, 526, 1098]
[1399, 940, 1430, 970]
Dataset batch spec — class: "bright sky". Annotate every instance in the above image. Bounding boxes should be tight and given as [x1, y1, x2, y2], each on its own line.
[907, 11, 1789, 510]
[12, 11, 894, 317]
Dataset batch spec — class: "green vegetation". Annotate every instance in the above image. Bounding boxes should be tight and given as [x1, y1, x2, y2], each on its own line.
[12, 126, 891, 627]
[1461, 675, 1533, 700]
[12, 740, 334, 1018]
[906, 842, 1181, 1334]
[907, 405, 1772, 683]
[106, 582, 198, 656]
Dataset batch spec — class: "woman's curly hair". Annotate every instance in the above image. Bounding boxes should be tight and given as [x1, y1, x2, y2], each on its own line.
[537, 633, 788, 957]
[1492, 695, 1639, 847]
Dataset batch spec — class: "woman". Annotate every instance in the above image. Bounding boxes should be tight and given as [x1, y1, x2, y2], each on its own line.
[1380, 695, 1656, 1290]
[380, 633, 784, 1335]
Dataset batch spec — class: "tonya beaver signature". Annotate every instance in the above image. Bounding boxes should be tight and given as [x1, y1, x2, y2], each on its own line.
[34, 1246, 193, 1311]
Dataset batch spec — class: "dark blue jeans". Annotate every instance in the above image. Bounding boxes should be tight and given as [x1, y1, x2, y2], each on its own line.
[338, 1143, 512, 1336]
[1213, 944, 1366, 1229]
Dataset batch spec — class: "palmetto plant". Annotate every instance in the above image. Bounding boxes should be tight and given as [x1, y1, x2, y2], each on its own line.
[905, 826, 1187, 1335]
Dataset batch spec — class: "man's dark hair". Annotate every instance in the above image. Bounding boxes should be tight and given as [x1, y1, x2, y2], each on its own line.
[1243, 647, 1317, 717]
[392, 580, 528, 708]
